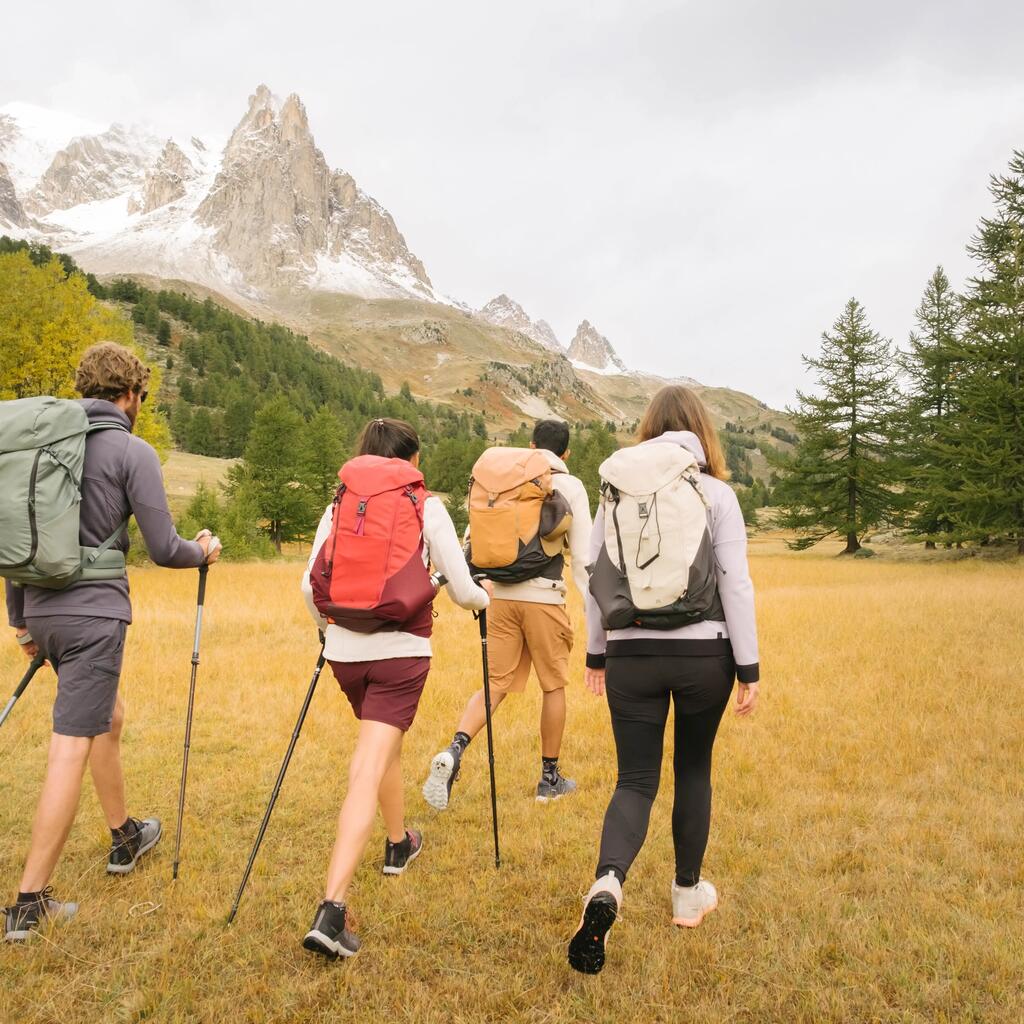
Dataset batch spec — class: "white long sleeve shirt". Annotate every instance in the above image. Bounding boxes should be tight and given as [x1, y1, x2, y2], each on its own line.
[302, 495, 489, 661]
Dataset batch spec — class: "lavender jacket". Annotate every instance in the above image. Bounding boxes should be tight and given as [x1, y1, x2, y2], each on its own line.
[585, 430, 760, 684]
[6, 399, 206, 627]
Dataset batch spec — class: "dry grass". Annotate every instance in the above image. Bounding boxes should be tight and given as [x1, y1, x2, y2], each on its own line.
[160, 451, 237, 513]
[1, 552, 1022, 1023]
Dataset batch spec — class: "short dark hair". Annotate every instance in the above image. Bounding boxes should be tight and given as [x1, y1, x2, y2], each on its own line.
[357, 418, 420, 460]
[532, 419, 570, 457]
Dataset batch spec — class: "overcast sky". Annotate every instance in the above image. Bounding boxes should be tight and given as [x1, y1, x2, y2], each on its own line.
[4, 1, 1023, 407]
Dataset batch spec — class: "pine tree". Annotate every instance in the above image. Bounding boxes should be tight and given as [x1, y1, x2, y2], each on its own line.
[933, 153, 1024, 552]
[899, 267, 963, 546]
[227, 398, 312, 553]
[302, 406, 348, 514]
[771, 299, 902, 553]
[157, 319, 172, 346]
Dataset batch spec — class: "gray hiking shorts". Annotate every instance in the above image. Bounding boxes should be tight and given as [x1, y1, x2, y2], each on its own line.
[25, 616, 128, 737]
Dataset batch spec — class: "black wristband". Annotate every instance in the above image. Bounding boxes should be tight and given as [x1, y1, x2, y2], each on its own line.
[586, 652, 606, 670]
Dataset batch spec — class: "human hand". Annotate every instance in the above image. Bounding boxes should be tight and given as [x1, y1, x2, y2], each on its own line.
[479, 578, 494, 599]
[735, 682, 759, 717]
[14, 628, 39, 660]
[195, 531, 223, 565]
[585, 667, 606, 696]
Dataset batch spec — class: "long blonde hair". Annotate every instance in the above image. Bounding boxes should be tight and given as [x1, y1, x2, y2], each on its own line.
[637, 385, 729, 480]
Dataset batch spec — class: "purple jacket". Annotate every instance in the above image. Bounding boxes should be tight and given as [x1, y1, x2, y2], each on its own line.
[586, 430, 760, 683]
[6, 400, 205, 627]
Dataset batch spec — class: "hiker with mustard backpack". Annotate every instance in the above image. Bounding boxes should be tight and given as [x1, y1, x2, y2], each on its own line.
[299, 417, 491, 960]
[2, 342, 221, 944]
[567, 385, 760, 975]
[422, 419, 592, 810]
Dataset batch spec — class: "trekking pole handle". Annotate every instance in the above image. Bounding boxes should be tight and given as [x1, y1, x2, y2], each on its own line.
[197, 563, 209, 606]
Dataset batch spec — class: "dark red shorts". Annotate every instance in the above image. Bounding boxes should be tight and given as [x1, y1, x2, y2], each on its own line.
[329, 657, 431, 732]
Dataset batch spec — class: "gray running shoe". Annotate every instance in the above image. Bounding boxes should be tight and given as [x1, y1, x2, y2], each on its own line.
[107, 816, 162, 875]
[302, 900, 361, 960]
[4, 888, 78, 943]
[422, 746, 461, 811]
[536, 771, 577, 802]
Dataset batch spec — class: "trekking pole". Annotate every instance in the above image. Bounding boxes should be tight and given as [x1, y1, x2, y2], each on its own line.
[0, 652, 46, 729]
[172, 563, 209, 880]
[471, 575, 501, 869]
[228, 640, 327, 924]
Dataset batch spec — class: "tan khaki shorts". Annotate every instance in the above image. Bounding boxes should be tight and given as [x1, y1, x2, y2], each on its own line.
[487, 600, 574, 694]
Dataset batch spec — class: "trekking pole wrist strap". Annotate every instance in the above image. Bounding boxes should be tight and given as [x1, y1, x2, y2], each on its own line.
[15, 631, 33, 646]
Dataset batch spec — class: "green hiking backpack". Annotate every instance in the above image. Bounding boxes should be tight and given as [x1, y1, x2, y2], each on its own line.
[0, 396, 130, 590]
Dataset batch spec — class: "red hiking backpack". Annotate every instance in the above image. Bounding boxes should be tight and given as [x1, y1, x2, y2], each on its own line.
[310, 455, 435, 634]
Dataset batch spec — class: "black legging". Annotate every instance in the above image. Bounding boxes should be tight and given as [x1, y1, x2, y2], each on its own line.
[597, 654, 734, 887]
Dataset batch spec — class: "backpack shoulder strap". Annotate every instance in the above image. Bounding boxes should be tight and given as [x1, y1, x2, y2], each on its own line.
[86, 421, 131, 437]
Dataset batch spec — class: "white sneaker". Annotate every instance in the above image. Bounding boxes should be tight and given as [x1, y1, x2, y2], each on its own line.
[671, 878, 718, 928]
[568, 872, 622, 974]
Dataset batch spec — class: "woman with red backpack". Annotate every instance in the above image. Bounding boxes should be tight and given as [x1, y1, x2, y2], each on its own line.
[300, 418, 491, 960]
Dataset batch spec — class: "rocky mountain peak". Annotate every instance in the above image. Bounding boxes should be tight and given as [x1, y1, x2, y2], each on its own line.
[567, 320, 627, 374]
[479, 293, 562, 352]
[196, 84, 432, 296]
[26, 122, 161, 215]
[128, 139, 198, 215]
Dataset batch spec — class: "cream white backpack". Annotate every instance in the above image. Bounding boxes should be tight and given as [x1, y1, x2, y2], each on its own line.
[589, 442, 718, 630]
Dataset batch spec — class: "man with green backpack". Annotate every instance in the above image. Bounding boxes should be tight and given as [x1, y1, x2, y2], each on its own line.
[1, 342, 220, 944]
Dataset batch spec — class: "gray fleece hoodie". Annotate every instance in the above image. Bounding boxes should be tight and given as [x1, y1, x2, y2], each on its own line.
[5, 399, 206, 627]
[585, 430, 760, 683]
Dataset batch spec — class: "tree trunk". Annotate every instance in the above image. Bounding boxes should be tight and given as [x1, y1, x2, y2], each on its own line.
[1018, 535, 1024, 556]
[273, 521, 282, 554]
[925, 540, 936, 550]
[844, 532, 861, 554]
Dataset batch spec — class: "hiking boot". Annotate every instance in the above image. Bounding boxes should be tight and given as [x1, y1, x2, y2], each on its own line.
[568, 872, 622, 975]
[536, 769, 577, 803]
[383, 828, 423, 876]
[422, 745, 461, 811]
[302, 900, 361, 960]
[4, 888, 78, 943]
[107, 817, 162, 875]
[671, 878, 718, 927]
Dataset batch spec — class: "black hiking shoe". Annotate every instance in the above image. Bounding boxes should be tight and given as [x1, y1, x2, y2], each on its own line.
[383, 828, 423, 876]
[568, 873, 623, 975]
[422, 745, 462, 810]
[107, 816, 162, 875]
[4, 887, 78, 943]
[302, 900, 361, 960]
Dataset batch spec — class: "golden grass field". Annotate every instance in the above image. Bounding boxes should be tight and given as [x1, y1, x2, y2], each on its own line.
[2, 546, 1022, 1023]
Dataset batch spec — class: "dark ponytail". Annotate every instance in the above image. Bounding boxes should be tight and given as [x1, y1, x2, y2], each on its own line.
[356, 418, 420, 461]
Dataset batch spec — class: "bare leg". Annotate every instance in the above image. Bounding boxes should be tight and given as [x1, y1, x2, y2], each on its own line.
[325, 720, 404, 903]
[19, 734, 93, 892]
[88, 696, 127, 829]
[377, 746, 407, 844]
[455, 687, 507, 741]
[540, 687, 567, 759]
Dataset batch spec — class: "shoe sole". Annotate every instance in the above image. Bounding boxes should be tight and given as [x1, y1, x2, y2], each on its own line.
[422, 753, 456, 811]
[302, 930, 360, 960]
[4, 928, 33, 943]
[536, 786, 577, 803]
[107, 823, 163, 875]
[568, 898, 617, 975]
[671, 899, 717, 928]
[382, 837, 424, 876]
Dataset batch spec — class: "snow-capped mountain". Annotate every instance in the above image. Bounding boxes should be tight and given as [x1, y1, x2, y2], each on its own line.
[0, 86, 435, 303]
[566, 320, 627, 374]
[478, 294, 561, 351]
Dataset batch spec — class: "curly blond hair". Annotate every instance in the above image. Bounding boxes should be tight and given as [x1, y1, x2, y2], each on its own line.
[74, 343, 151, 401]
